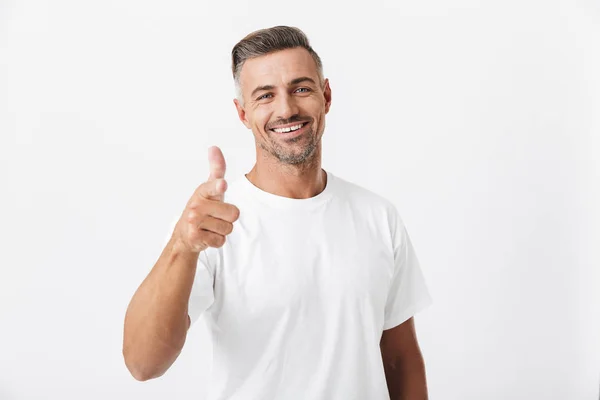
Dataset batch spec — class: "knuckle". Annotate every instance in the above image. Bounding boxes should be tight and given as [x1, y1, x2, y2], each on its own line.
[186, 211, 197, 223]
[187, 196, 202, 209]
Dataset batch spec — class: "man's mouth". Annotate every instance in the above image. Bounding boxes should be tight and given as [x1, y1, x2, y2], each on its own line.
[269, 122, 309, 134]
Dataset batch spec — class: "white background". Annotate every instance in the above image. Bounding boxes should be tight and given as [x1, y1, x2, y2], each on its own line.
[1, 0, 599, 399]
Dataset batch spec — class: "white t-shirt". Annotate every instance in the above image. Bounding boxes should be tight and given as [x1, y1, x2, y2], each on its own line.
[172, 169, 433, 400]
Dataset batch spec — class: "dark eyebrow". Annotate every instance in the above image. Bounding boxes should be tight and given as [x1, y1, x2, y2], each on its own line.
[250, 77, 318, 99]
[289, 76, 317, 86]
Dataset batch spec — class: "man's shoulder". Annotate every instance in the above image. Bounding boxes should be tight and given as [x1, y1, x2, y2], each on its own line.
[331, 172, 396, 211]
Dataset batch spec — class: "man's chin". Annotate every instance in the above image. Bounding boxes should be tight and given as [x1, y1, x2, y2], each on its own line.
[273, 144, 317, 165]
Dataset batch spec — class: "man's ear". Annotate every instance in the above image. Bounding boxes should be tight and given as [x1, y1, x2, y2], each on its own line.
[323, 78, 332, 114]
[233, 98, 251, 129]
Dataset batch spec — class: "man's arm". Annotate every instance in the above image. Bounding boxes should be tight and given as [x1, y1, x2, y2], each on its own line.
[122, 146, 238, 382]
[122, 236, 198, 381]
[380, 317, 429, 400]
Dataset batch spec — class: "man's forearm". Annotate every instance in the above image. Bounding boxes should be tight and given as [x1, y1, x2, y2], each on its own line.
[122, 236, 199, 381]
[383, 351, 429, 400]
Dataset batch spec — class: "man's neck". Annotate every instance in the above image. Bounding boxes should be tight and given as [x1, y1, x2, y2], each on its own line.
[245, 153, 327, 200]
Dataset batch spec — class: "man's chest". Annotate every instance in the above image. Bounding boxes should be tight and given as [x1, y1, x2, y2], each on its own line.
[213, 211, 394, 320]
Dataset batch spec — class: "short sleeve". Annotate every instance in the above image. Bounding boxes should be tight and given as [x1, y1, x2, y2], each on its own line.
[382, 207, 433, 330]
[188, 250, 215, 327]
[163, 216, 215, 328]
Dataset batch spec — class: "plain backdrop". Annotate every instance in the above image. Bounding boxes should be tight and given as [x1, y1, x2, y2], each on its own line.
[1, 0, 599, 399]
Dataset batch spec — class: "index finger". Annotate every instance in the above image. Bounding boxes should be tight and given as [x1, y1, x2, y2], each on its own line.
[203, 200, 240, 222]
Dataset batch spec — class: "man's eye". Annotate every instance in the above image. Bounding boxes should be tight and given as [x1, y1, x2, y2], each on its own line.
[295, 88, 311, 93]
[257, 94, 272, 100]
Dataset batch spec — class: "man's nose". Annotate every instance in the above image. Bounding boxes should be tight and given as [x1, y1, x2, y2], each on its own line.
[275, 93, 299, 120]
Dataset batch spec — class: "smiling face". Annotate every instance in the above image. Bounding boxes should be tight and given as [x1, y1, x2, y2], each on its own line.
[234, 47, 332, 166]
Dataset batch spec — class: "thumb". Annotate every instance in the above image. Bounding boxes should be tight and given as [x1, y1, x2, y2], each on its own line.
[207, 146, 226, 181]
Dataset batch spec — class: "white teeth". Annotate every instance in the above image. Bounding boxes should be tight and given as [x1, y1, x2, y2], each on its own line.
[273, 123, 304, 133]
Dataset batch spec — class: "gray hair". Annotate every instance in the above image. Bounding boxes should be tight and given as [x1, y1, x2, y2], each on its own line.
[231, 26, 324, 106]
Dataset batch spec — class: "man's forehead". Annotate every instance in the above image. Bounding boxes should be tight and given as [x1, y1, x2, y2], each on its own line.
[240, 48, 319, 87]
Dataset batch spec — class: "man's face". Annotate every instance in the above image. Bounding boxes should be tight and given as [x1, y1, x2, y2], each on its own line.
[234, 47, 332, 165]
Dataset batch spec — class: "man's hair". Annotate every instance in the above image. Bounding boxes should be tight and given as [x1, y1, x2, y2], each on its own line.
[231, 26, 324, 105]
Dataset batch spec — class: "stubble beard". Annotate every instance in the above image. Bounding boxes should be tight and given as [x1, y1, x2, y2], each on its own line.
[261, 123, 321, 166]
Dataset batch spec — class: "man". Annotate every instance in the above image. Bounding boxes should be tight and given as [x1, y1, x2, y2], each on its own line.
[123, 25, 433, 399]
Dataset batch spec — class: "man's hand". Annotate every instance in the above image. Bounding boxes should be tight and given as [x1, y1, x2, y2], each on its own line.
[173, 146, 240, 253]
